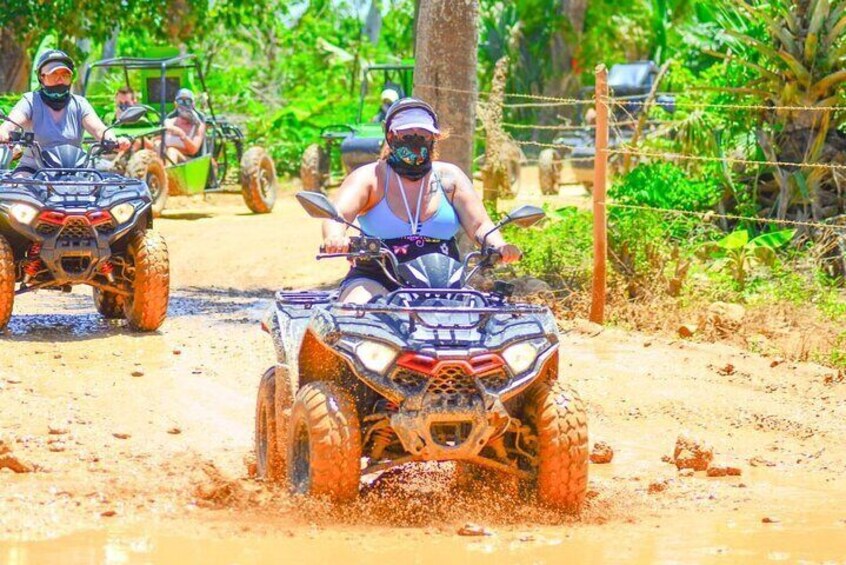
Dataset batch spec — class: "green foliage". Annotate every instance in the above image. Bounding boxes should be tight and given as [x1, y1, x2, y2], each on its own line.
[701, 229, 795, 288]
[611, 161, 720, 212]
[503, 206, 593, 287]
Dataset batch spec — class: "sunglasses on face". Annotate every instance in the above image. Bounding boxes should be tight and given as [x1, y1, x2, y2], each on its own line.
[175, 98, 193, 107]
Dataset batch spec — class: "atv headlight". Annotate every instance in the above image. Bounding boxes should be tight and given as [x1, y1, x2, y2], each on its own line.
[9, 203, 38, 225]
[355, 340, 398, 374]
[110, 202, 136, 224]
[503, 341, 540, 375]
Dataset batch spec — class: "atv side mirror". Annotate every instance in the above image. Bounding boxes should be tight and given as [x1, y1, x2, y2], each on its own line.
[479, 205, 546, 248]
[296, 191, 341, 220]
[503, 205, 546, 228]
[114, 105, 147, 126]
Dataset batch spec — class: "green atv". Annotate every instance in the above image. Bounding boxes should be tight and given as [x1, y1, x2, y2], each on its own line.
[300, 63, 413, 193]
[82, 53, 278, 216]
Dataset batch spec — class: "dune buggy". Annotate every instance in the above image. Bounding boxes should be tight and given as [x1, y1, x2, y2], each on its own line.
[82, 53, 278, 216]
[300, 63, 414, 193]
[537, 61, 675, 194]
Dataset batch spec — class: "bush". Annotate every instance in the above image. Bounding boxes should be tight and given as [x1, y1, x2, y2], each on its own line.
[504, 206, 593, 288]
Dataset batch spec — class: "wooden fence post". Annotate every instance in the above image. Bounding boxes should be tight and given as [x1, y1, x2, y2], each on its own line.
[590, 64, 608, 325]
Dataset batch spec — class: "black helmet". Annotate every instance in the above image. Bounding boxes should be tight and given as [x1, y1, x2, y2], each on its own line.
[384, 97, 439, 134]
[36, 49, 75, 78]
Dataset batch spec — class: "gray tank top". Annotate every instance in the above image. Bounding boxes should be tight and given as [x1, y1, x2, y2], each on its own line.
[11, 92, 95, 169]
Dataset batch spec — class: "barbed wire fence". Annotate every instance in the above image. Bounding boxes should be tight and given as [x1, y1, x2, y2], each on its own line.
[423, 65, 846, 324]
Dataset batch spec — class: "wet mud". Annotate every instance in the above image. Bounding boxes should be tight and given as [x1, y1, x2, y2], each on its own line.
[1, 192, 846, 563]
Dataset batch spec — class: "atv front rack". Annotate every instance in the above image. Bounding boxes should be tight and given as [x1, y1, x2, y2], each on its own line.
[333, 289, 547, 330]
[1, 171, 145, 195]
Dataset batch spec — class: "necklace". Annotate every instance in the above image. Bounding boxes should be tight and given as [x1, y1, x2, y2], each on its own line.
[394, 169, 429, 235]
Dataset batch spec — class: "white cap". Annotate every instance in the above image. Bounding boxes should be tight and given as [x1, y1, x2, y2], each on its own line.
[388, 107, 440, 134]
[41, 61, 72, 76]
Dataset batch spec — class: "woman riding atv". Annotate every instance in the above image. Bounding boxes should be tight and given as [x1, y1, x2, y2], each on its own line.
[0, 50, 129, 175]
[323, 98, 521, 303]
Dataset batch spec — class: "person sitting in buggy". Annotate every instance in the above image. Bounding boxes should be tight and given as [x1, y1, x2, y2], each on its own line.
[372, 88, 400, 123]
[323, 97, 522, 304]
[146, 88, 205, 164]
[0, 50, 129, 176]
[114, 86, 138, 122]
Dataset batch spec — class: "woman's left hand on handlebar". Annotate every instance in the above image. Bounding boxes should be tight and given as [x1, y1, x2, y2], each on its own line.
[117, 137, 131, 151]
[496, 243, 522, 264]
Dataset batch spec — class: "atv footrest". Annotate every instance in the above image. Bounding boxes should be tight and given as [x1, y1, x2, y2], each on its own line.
[275, 290, 336, 308]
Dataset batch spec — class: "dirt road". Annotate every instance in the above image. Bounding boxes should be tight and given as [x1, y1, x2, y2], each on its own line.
[1, 192, 846, 564]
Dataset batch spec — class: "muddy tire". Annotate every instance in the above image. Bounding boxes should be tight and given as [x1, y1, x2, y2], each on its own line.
[92, 288, 125, 320]
[538, 148, 560, 195]
[240, 146, 277, 214]
[300, 144, 329, 194]
[256, 367, 286, 482]
[124, 230, 170, 332]
[0, 235, 14, 330]
[287, 381, 361, 502]
[527, 381, 589, 512]
[127, 149, 168, 218]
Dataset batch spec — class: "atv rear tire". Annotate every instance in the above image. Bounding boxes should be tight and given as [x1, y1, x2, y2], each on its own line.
[127, 150, 168, 218]
[93, 288, 125, 320]
[287, 381, 361, 502]
[300, 144, 329, 194]
[538, 149, 561, 196]
[124, 230, 170, 332]
[0, 235, 14, 330]
[527, 381, 589, 512]
[240, 146, 278, 214]
[256, 367, 286, 482]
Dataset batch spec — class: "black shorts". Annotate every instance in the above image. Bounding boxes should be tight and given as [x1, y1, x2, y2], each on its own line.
[340, 236, 459, 293]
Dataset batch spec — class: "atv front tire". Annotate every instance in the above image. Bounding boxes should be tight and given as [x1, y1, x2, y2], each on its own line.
[538, 148, 561, 196]
[93, 288, 125, 320]
[127, 150, 168, 217]
[124, 230, 170, 332]
[527, 381, 589, 512]
[256, 367, 286, 482]
[300, 144, 329, 194]
[0, 235, 14, 330]
[240, 146, 278, 214]
[287, 381, 361, 502]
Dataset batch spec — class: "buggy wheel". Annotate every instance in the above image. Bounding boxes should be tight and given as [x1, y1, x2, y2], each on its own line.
[525, 381, 589, 512]
[300, 144, 329, 194]
[0, 235, 14, 330]
[287, 381, 361, 502]
[538, 148, 561, 195]
[256, 367, 287, 482]
[240, 146, 278, 214]
[93, 287, 125, 320]
[502, 140, 524, 198]
[124, 230, 170, 332]
[127, 150, 168, 217]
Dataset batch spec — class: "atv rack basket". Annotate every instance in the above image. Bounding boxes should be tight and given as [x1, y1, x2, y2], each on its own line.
[1, 171, 145, 196]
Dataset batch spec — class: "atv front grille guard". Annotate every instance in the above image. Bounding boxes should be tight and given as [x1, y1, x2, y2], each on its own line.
[333, 289, 546, 330]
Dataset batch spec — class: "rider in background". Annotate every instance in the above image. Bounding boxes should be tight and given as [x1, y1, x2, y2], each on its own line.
[147, 88, 205, 164]
[0, 50, 128, 174]
[324, 98, 521, 303]
[372, 88, 399, 123]
[114, 86, 138, 122]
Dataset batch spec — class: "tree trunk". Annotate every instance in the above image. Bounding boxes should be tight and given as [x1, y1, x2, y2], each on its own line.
[538, 0, 589, 128]
[0, 28, 30, 93]
[413, 0, 479, 176]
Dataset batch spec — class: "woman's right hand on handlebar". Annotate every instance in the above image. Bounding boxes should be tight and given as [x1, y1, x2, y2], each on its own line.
[0, 129, 10, 144]
[322, 235, 350, 254]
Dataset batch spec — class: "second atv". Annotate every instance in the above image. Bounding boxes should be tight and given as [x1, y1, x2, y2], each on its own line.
[0, 107, 170, 332]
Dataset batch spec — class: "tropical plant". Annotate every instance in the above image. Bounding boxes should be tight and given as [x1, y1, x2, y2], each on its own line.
[714, 0, 846, 222]
[702, 228, 795, 288]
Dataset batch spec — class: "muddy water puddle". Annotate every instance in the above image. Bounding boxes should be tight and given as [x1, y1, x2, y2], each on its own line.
[3, 508, 846, 565]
